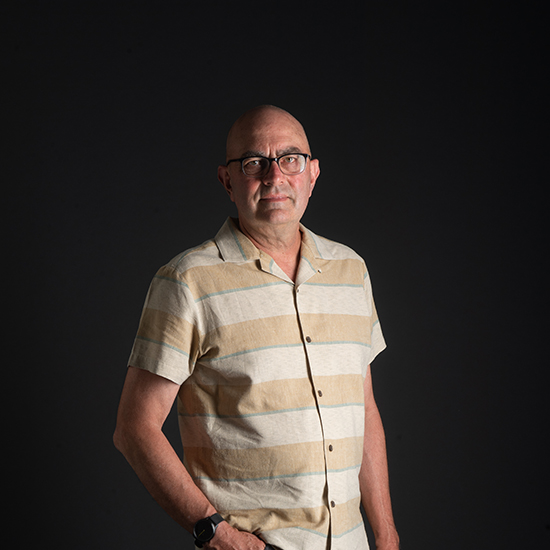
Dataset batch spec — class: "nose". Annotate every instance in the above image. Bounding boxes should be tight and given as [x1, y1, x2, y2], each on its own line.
[261, 158, 285, 185]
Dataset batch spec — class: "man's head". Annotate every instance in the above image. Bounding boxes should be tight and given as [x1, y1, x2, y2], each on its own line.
[224, 105, 312, 161]
[218, 105, 320, 237]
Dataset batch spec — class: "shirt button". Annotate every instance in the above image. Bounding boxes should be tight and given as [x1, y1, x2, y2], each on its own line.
[328, 445, 333, 452]
[305, 336, 312, 343]
[317, 390, 323, 397]
[330, 501, 336, 508]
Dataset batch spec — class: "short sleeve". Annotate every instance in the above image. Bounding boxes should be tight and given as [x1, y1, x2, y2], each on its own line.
[127, 265, 201, 385]
[363, 261, 386, 366]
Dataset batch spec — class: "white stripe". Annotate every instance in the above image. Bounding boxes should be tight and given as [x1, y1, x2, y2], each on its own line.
[296, 284, 373, 316]
[196, 474, 327, 510]
[179, 408, 325, 450]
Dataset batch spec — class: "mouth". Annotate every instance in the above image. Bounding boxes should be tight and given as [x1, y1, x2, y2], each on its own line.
[260, 195, 288, 202]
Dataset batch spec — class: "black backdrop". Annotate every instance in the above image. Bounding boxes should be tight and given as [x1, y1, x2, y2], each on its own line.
[5, 2, 547, 549]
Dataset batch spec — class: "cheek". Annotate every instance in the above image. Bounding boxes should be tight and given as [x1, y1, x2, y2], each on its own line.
[233, 182, 259, 206]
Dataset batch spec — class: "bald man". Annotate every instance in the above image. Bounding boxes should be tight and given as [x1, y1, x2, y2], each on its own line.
[114, 106, 400, 550]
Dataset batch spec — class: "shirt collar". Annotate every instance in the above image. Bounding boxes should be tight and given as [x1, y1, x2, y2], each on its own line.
[214, 217, 325, 284]
[214, 218, 261, 263]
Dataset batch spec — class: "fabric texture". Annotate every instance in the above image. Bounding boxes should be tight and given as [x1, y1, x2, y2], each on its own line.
[128, 218, 386, 550]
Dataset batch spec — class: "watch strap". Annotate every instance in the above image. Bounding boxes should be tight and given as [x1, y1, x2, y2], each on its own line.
[209, 512, 224, 526]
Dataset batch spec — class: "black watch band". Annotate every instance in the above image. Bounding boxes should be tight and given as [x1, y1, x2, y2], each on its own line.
[193, 513, 225, 548]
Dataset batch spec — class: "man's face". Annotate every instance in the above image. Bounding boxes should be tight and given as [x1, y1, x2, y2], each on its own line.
[218, 109, 320, 236]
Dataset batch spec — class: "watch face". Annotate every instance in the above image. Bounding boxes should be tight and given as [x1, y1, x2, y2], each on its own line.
[194, 518, 215, 542]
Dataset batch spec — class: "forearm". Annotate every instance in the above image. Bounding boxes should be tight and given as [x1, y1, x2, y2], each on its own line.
[115, 422, 215, 531]
[359, 403, 399, 549]
[116, 425, 267, 550]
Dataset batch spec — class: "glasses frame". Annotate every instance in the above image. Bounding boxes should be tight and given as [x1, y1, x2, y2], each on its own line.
[226, 153, 311, 177]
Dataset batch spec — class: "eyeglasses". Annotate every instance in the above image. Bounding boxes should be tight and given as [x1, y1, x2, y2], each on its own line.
[226, 153, 311, 177]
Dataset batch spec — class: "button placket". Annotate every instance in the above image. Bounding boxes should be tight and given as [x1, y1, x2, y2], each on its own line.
[295, 280, 338, 525]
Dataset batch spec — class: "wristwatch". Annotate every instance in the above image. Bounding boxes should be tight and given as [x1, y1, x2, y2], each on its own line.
[193, 513, 225, 548]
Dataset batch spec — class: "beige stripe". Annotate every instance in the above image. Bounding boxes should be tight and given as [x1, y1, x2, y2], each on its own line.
[324, 436, 363, 471]
[298, 312, 373, 345]
[178, 373, 364, 416]
[178, 262, 283, 299]
[179, 376, 315, 416]
[218, 497, 363, 537]
[201, 315, 302, 358]
[304, 258, 365, 285]
[163, 255, 367, 299]
[137, 309, 199, 360]
[183, 436, 362, 481]
[331, 496, 363, 536]
[221, 503, 330, 536]
[199, 313, 373, 361]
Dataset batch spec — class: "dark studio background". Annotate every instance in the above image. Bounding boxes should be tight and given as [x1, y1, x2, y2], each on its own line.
[4, 1, 547, 548]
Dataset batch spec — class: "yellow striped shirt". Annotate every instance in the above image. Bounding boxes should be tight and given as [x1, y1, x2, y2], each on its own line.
[129, 218, 386, 550]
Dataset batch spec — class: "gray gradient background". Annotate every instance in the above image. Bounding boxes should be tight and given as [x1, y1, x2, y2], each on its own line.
[5, 2, 546, 548]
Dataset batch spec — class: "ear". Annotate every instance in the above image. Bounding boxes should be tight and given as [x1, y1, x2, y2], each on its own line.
[308, 158, 320, 197]
[217, 165, 234, 201]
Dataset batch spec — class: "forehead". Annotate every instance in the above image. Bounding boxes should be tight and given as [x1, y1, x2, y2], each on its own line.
[227, 109, 310, 158]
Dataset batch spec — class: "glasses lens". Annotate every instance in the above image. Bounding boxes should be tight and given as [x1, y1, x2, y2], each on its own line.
[279, 154, 306, 175]
[242, 157, 269, 176]
[241, 154, 307, 176]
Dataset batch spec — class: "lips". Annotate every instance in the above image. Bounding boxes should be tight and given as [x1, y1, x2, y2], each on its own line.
[260, 194, 289, 201]
[261, 195, 288, 202]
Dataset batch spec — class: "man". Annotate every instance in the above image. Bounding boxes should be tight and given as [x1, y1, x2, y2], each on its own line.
[114, 105, 400, 550]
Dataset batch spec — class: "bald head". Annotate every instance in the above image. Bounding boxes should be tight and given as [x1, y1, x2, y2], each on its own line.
[225, 105, 311, 162]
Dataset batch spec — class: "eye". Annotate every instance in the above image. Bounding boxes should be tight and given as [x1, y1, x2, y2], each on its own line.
[242, 157, 268, 176]
[281, 155, 298, 164]
[243, 158, 262, 167]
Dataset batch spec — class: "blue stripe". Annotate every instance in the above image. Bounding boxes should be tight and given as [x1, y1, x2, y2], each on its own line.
[173, 243, 211, 267]
[302, 282, 363, 288]
[304, 229, 323, 258]
[201, 342, 302, 361]
[331, 521, 365, 538]
[179, 402, 363, 419]
[309, 340, 371, 348]
[300, 255, 316, 272]
[195, 281, 288, 302]
[228, 221, 248, 261]
[153, 274, 191, 289]
[136, 336, 190, 357]
[192, 463, 360, 483]
[293, 519, 364, 539]
[201, 340, 371, 362]
[179, 404, 317, 419]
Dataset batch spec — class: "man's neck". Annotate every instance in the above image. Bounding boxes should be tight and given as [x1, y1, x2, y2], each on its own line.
[238, 219, 302, 282]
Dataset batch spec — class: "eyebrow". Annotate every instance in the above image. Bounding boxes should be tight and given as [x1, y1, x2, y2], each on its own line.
[240, 146, 304, 158]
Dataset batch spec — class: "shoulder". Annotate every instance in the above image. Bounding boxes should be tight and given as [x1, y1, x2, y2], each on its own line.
[301, 225, 365, 263]
[165, 238, 222, 275]
[148, 238, 224, 305]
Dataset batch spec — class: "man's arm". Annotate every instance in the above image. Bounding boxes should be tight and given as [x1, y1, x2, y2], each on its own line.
[113, 366, 265, 550]
[359, 365, 400, 550]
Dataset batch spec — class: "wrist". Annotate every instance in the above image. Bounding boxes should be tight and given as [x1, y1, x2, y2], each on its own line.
[193, 513, 226, 548]
[375, 533, 400, 550]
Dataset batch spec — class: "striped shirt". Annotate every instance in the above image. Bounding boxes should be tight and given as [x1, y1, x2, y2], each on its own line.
[128, 218, 386, 550]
